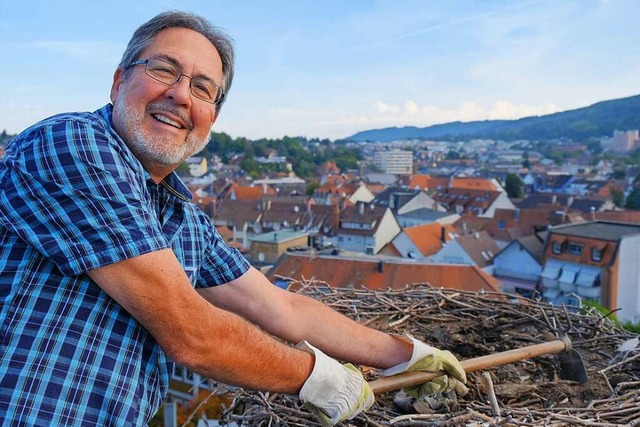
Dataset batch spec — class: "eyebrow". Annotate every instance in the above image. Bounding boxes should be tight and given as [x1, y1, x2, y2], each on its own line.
[152, 53, 217, 84]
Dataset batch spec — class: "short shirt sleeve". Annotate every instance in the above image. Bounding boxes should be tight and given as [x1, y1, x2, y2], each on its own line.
[194, 216, 251, 288]
[0, 112, 169, 276]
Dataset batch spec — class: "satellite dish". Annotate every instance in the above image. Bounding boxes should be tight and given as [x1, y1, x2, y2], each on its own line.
[258, 253, 265, 262]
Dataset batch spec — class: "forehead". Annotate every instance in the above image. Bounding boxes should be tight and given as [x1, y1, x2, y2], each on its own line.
[142, 27, 223, 78]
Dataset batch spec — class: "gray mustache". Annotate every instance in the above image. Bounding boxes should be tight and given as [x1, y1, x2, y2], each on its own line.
[147, 103, 194, 131]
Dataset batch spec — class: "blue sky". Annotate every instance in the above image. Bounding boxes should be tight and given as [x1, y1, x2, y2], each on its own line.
[1, 0, 638, 140]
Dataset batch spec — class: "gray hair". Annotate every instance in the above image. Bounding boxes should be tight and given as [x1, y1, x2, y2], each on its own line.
[118, 11, 235, 109]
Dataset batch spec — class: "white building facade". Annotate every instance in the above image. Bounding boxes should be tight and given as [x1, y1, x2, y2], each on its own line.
[373, 150, 413, 175]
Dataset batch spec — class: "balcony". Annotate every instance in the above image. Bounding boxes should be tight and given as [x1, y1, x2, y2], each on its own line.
[575, 266, 601, 287]
[559, 281, 577, 293]
[542, 277, 559, 290]
[558, 268, 578, 293]
[577, 285, 601, 299]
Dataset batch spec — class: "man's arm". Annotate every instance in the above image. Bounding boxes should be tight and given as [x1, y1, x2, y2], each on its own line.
[87, 249, 313, 394]
[198, 266, 413, 369]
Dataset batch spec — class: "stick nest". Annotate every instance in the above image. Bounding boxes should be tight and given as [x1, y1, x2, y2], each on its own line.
[213, 281, 640, 426]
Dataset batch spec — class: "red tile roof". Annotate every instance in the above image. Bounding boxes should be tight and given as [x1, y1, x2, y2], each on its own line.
[226, 183, 276, 200]
[403, 223, 456, 257]
[407, 175, 499, 192]
[268, 253, 500, 292]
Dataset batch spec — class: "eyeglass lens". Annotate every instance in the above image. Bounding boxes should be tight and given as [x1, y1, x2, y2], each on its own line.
[145, 58, 220, 104]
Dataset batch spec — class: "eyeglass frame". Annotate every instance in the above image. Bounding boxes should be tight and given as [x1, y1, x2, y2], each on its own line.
[127, 57, 225, 105]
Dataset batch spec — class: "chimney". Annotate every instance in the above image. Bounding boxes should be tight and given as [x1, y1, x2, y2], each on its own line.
[331, 202, 340, 233]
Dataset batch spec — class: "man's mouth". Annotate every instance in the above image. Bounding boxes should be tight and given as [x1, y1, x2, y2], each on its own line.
[152, 113, 184, 129]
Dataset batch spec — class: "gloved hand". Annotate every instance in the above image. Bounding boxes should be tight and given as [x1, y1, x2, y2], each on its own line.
[383, 336, 468, 397]
[297, 341, 374, 427]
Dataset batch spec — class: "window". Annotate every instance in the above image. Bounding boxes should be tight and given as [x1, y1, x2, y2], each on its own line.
[498, 220, 506, 229]
[591, 247, 603, 262]
[567, 242, 583, 255]
[552, 241, 562, 254]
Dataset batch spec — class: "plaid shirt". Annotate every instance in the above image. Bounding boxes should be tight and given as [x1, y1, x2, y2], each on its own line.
[0, 104, 250, 426]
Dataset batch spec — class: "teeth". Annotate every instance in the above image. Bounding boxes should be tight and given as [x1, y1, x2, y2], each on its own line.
[153, 114, 183, 129]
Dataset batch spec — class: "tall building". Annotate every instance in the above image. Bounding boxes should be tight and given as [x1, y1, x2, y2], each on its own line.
[613, 130, 639, 152]
[373, 149, 413, 175]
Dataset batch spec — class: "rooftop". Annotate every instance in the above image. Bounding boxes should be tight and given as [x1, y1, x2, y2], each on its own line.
[268, 252, 499, 292]
[551, 221, 640, 240]
[397, 208, 453, 221]
[250, 230, 309, 243]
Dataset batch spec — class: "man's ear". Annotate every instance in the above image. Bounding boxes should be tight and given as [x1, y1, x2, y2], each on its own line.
[110, 68, 124, 104]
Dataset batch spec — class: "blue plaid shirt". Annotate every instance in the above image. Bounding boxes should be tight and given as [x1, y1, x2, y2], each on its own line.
[0, 104, 250, 426]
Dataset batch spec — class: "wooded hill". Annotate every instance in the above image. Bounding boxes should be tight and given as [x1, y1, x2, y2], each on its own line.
[347, 94, 640, 142]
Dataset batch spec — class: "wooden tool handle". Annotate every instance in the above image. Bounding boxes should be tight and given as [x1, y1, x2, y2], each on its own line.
[370, 339, 567, 394]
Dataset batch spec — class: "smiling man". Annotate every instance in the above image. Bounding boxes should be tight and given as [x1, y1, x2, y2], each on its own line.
[0, 11, 466, 426]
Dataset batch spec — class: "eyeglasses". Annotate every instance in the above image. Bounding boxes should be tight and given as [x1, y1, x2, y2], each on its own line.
[127, 57, 224, 105]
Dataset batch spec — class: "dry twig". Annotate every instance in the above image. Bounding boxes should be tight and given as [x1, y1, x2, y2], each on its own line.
[210, 281, 639, 426]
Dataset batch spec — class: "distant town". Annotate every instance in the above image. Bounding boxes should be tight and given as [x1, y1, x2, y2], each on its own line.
[170, 127, 640, 328]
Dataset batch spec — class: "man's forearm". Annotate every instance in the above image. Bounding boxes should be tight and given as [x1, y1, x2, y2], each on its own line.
[272, 292, 413, 369]
[88, 250, 314, 394]
[202, 267, 413, 371]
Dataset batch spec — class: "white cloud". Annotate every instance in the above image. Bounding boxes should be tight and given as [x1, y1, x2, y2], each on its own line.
[220, 99, 562, 140]
[330, 99, 560, 130]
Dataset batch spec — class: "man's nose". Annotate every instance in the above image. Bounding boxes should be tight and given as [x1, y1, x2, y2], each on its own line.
[164, 75, 193, 106]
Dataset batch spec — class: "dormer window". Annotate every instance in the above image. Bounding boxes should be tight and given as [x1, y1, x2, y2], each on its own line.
[591, 247, 603, 262]
[567, 242, 583, 256]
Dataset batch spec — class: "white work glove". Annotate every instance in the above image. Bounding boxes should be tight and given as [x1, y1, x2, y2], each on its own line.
[297, 341, 374, 427]
[383, 336, 468, 397]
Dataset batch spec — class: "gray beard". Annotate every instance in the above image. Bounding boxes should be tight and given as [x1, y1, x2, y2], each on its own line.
[113, 97, 210, 166]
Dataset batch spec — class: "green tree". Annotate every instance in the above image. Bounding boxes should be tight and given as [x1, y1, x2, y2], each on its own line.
[240, 158, 261, 178]
[505, 173, 523, 199]
[610, 187, 625, 208]
[625, 187, 640, 210]
[522, 151, 531, 169]
[175, 162, 190, 177]
[611, 170, 626, 179]
[446, 150, 460, 160]
[306, 182, 320, 196]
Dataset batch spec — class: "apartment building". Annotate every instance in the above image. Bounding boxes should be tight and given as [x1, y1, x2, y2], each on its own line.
[541, 221, 640, 323]
[373, 149, 413, 175]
